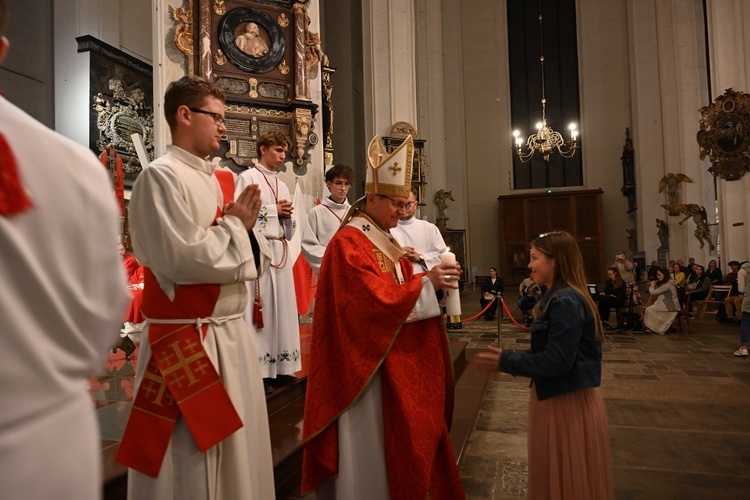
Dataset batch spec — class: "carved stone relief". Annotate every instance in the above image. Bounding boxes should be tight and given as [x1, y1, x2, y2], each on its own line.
[697, 88, 750, 180]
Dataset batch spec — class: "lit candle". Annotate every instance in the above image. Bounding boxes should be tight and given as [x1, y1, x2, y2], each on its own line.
[440, 249, 462, 328]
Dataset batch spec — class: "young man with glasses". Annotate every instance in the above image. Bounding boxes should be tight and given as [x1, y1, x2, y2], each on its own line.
[302, 135, 465, 499]
[119, 75, 275, 499]
[236, 131, 301, 394]
[390, 185, 448, 274]
[301, 163, 354, 274]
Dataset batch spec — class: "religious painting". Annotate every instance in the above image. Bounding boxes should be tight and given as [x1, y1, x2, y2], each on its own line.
[77, 35, 154, 188]
[512, 252, 527, 270]
[441, 229, 467, 286]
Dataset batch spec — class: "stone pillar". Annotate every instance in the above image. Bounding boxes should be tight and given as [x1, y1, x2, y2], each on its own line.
[705, 0, 750, 263]
[152, 0, 189, 156]
[627, 0, 714, 265]
[627, 0, 666, 263]
[414, 0, 446, 222]
[361, 0, 418, 138]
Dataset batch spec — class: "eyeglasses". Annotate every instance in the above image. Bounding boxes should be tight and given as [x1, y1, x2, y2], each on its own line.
[332, 181, 352, 188]
[379, 195, 415, 211]
[189, 108, 226, 127]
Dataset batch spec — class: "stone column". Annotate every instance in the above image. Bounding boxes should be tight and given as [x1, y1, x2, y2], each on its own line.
[705, 0, 750, 262]
[361, 0, 418, 138]
[627, 0, 666, 262]
[414, 0, 447, 222]
[627, 0, 714, 264]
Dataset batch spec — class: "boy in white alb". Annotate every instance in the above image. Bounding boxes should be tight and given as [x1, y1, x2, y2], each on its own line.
[236, 131, 302, 394]
[301, 163, 353, 274]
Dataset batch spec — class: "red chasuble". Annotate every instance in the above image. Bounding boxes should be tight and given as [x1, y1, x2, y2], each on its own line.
[301, 217, 464, 499]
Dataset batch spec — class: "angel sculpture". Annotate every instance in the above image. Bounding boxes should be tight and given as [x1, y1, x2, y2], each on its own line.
[659, 173, 692, 215]
[434, 189, 454, 231]
[677, 203, 715, 251]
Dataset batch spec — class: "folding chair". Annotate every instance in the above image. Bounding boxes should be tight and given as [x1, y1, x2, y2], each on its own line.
[697, 284, 732, 319]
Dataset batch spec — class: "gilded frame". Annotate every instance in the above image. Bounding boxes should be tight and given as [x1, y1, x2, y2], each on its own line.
[697, 88, 750, 181]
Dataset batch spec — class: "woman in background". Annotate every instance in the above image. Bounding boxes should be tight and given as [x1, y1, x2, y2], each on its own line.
[479, 266, 503, 321]
[706, 259, 723, 285]
[474, 231, 613, 499]
[643, 268, 680, 334]
[596, 267, 627, 327]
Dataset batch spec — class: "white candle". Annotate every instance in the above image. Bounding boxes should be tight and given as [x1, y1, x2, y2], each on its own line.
[440, 249, 462, 318]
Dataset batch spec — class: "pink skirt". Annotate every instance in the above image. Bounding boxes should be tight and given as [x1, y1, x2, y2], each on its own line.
[528, 385, 614, 499]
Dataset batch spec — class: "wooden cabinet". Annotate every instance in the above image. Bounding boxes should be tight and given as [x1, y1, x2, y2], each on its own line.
[497, 189, 605, 284]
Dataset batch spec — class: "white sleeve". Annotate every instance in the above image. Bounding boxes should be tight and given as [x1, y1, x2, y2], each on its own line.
[421, 225, 448, 270]
[404, 277, 442, 323]
[300, 210, 325, 274]
[739, 269, 747, 294]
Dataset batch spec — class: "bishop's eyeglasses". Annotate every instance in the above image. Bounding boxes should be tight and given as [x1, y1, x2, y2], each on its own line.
[380, 195, 415, 211]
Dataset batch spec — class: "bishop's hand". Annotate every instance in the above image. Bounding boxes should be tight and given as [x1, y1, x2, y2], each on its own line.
[427, 262, 461, 290]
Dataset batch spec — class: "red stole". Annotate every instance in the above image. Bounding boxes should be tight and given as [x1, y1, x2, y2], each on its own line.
[0, 131, 34, 216]
[116, 169, 242, 477]
[301, 222, 464, 499]
[99, 146, 125, 214]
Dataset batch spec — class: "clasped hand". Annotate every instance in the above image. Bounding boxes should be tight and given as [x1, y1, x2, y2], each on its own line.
[224, 184, 262, 230]
[277, 199, 294, 218]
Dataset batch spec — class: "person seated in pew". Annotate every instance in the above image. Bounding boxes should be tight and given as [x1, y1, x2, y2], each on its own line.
[595, 267, 627, 328]
[643, 268, 680, 334]
[685, 264, 710, 315]
[480, 266, 504, 321]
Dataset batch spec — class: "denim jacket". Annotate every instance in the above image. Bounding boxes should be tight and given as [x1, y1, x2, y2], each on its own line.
[500, 287, 602, 400]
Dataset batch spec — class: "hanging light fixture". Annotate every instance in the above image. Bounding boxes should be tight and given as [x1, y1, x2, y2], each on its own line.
[512, 6, 578, 163]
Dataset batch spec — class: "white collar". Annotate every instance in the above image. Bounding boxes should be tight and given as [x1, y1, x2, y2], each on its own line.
[255, 163, 278, 177]
[397, 215, 417, 227]
[322, 196, 349, 209]
[167, 145, 214, 175]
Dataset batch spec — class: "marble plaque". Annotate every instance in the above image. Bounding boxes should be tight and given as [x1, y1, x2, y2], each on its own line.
[216, 76, 250, 95]
[259, 120, 292, 138]
[258, 82, 289, 99]
[237, 139, 257, 158]
[225, 118, 251, 135]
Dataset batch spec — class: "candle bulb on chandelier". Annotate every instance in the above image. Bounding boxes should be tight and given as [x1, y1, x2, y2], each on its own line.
[569, 123, 578, 141]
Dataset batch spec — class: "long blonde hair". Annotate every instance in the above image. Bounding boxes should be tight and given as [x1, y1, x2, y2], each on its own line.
[531, 231, 604, 340]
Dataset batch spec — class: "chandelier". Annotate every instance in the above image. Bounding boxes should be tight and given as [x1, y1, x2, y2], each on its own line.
[512, 8, 579, 163]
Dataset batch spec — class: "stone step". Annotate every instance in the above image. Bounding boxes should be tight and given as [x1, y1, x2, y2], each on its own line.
[270, 341, 488, 499]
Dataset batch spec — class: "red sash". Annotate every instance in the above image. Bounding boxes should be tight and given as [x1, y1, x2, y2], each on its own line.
[116, 169, 241, 477]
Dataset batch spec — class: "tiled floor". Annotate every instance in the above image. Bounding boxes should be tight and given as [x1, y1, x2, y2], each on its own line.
[96, 290, 750, 498]
[454, 291, 750, 499]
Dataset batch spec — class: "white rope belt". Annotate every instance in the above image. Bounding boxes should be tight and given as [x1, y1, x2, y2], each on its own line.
[147, 312, 245, 335]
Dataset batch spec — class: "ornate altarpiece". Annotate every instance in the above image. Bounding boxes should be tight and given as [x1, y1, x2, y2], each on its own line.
[172, 0, 323, 175]
[78, 35, 155, 187]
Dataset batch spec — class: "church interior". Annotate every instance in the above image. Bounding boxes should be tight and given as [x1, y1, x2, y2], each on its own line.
[2, 0, 750, 498]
